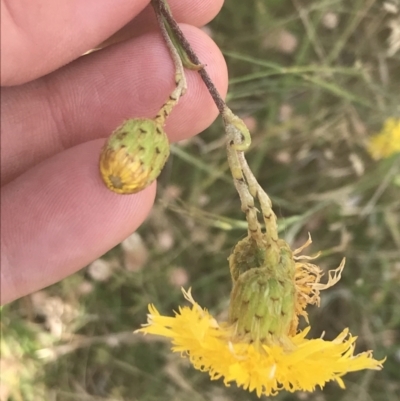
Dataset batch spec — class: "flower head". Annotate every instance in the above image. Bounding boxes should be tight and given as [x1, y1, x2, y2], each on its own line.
[136, 237, 384, 397]
[367, 118, 400, 160]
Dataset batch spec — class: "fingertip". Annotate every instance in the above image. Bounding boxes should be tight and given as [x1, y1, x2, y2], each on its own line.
[2, 0, 149, 86]
[99, 0, 224, 48]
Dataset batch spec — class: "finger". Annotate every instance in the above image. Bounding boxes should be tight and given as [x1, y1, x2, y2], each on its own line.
[2, 0, 148, 86]
[0, 139, 156, 305]
[2, 25, 228, 185]
[100, 0, 223, 49]
[1, 0, 223, 86]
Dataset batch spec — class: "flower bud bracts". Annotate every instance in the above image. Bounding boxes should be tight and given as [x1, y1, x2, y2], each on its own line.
[228, 235, 297, 345]
[99, 118, 169, 194]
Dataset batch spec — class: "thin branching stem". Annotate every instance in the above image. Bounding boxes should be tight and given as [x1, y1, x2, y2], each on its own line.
[151, 0, 187, 125]
[155, 0, 226, 115]
[154, 0, 279, 242]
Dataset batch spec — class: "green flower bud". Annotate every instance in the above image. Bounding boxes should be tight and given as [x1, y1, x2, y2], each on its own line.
[99, 118, 170, 194]
[228, 236, 297, 345]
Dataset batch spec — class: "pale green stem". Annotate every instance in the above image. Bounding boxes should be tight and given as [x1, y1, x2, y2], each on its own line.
[238, 152, 279, 242]
[222, 105, 279, 243]
[151, 0, 187, 126]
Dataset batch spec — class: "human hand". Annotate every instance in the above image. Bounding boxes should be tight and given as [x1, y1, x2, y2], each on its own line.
[1, 0, 228, 304]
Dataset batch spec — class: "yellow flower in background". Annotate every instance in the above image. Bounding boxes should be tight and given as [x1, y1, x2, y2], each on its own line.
[367, 118, 400, 160]
[136, 238, 384, 397]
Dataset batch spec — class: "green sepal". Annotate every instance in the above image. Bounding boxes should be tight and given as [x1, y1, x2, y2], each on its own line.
[227, 235, 297, 343]
[99, 118, 170, 194]
[106, 119, 169, 182]
[229, 235, 290, 283]
[228, 267, 296, 343]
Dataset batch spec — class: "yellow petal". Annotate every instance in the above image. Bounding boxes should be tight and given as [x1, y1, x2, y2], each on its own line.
[136, 290, 384, 397]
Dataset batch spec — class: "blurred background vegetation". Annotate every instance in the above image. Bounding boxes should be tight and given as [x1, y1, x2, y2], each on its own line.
[1, 0, 400, 400]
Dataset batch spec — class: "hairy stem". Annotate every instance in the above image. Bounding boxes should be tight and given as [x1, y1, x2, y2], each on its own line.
[156, 0, 226, 115]
[151, 0, 187, 125]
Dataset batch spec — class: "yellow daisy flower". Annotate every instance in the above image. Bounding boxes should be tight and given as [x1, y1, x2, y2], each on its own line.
[367, 118, 400, 160]
[136, 238, 384, 397]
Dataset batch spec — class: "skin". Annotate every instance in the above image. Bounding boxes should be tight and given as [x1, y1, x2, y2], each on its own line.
[1, 0, 228, 304]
